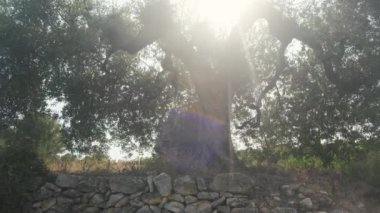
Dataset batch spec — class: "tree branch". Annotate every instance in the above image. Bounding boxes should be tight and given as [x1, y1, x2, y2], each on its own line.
[236, 42, 289, 130]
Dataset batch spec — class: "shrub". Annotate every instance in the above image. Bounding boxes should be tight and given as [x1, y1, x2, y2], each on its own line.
[344, 151, 380, 187]
[0, 143, 48, 212]
[278, 155, 324, 170]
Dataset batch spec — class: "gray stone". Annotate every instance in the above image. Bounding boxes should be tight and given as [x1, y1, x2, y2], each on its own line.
[103, 208, 123, 213]
[77, 177, 98, 192]
[90, 193, 106, 208]
[62, 189, 81, 198]
[115, 197, 129, 208]
[32, 201, 42, 208]
[220, 192, 234, 198]
[130, 199, 145, 207]
[197, 192, 219, 200]
[36, 186, 55, 200]
[44, 182, 62, 193]
[169, 193, 185, 203]
[174, 176, 197, 195]
[217, 206, 231, 213]
[299, 198, 313, 210]
[56, 174, 79, 188]
[82, 192, 96, 204]
[72, 204, 87, 212]
[184, 201, 212, 213]
[57, 196, 74, 206]
[209, 173, 255, 194]
[231, 208, 257, 213]
[106, 193, 125, 207]
[318, 196, 333, 208]
[196, 177, 207, 191]
[137, 205, 153, 213]
[41, 198, 56, 211]
[109, 176, 145, 194]
[226, 198, 249, 208]
[164, 201, 184, 213]
[130, 191, 144, 199]
[83, 207, 100, 213]
[271, 207, 298, 213]
[147, 175, 154, 193]
[159, 197, 169, 208]
[185, 195, 198, 204]
[153, 173, 172, 196]
[98, 178, 109, 193]
[141, 192, 163, 205]
[330, 210, 349, 213]
[211, 196, 226, 208]
[298, 186, 313, 196]
[150, 205, 162, 213]
[122, 206, 138, 213]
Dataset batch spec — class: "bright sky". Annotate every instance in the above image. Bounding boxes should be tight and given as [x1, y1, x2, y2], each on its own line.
[170, 0, 252, 33]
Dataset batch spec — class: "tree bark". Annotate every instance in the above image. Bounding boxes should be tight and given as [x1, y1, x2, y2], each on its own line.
[155, 71, 239, 172]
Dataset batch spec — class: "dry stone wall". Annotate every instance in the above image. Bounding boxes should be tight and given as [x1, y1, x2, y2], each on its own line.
[29, 172, 339, 213]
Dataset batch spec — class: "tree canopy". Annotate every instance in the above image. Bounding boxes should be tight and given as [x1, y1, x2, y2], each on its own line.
[0, 0, 379, 166]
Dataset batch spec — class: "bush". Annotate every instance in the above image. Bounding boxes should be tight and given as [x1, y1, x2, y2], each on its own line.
[345, 151, 380, 187]
[0, 143, 48, 212]
[278, 155, 324, 170]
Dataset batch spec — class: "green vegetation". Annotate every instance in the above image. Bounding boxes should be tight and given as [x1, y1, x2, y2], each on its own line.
[0, 114, 63, 212]
[0, 0, 380, 211]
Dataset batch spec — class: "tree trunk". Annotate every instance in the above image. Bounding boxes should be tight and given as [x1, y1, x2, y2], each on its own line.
[155, 74, 238, 172]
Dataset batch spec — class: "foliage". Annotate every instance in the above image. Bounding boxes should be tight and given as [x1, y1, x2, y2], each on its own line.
[0, 139, 48, 213]
[0, 0, 379, 189]
[345, 151, 380, 187]
[0, 113, 63, 211]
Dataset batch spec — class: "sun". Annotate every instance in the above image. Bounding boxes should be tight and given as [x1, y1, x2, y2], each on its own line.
[171, 0, 252, 33]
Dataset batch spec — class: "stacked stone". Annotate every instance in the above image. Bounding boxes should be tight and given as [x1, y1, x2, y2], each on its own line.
[30, 172, 340, 213]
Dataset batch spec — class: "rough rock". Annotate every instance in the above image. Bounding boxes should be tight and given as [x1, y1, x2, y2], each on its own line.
[210, 173, 255, 194]
[55, 174, 79, 188]
[62, 189, 81, 198]
[299, 198, 313, 210]
[174, 176, 197, 195]
[109, 176, 145, 194]
[147, 175, 154, 193]
[106, 193, 125, 207]
[153, 173, 172, 196]
[217, 206, 231, 213]
[150, 205, 162, 213]
[141, 192, 163, 205]
[185, 195, 198, 204]
[115, 196, 129, 208]
[164, 201, 185, 213]
[226, 197, 249, 208]
[231, 208, 257, 213]
[272, 207, 298, 213]
[197, 192, 219, 200]
[184, 201, 212, 213]
[196, 177, 208, 191]
[56, 196, 74, 206]
[43, 182, 61, 193]
[82, 207, 100, 213]
[137, 205, 153, 213]
[169, 193, 185, 203]
[90, 193, 105, 208]
[130, 199, 145, 207]
[211, 196, 226, 208]
[77, 177, 98, 192]
[41, 198, 56, 211]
